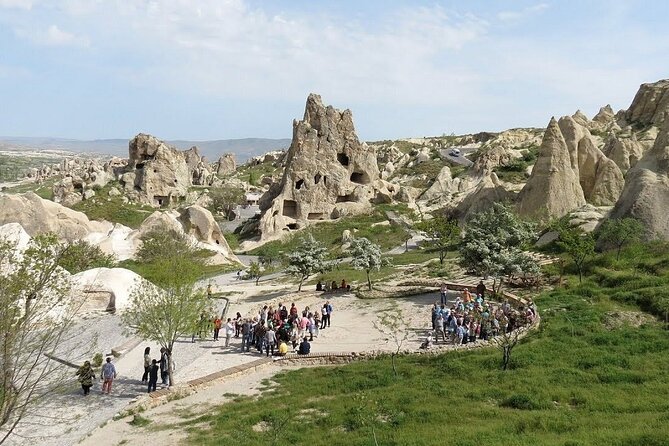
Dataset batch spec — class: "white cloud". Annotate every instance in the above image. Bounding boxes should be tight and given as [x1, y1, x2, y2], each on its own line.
[0, 0, 32, 10]
[15, 24, 89, 47]
[498, 3, 549, 22]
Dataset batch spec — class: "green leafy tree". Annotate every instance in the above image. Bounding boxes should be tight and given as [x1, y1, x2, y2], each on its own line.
[349, 237, 389, 291]
[122, 229, 210, 385]
[286, 235, 330, 292]
[0, 234, 85, 443]
[417, 217, 460, 264]
[596, 218, 644, 260]
[460, 203, 536, 278]
[207, 186, 246, 217]
[557, 228, 595, 284]
[58, 240, 116, 274]
[248, 261, 269, 286]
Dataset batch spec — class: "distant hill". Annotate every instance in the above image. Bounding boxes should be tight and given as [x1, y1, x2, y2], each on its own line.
[0, 136, 291, 162]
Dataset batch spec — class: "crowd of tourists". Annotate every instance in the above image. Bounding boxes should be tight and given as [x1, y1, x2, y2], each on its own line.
[423, 283, 536, 349]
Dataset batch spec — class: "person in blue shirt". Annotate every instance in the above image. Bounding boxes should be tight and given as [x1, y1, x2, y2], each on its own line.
[298, 337, 311, 355]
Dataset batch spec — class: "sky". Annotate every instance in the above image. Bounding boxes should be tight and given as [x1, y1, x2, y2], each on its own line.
[0, 0, 668, 141]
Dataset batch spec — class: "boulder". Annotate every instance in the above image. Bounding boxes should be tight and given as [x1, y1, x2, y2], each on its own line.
[52, 176, 83, 207]
[420, 166, 454, 202]
[71, 268, 149, 312]
[216, 154, 237, 175]
[453, 173, 515, 221]
[610, 118, 669, 239]
[0, 223, 31, 253]
[0, 192, 112, 241]
[517, 118, 586, 220]
[624, 79, 669, 128]
[257, 94, 383, 240]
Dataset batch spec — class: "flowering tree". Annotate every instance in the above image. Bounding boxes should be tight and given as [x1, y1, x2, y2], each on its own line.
[286, 235, 330, 292]
[349, 237, 389, 291]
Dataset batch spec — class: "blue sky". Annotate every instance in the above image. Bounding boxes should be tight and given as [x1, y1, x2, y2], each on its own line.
[0, 0, 667, 141]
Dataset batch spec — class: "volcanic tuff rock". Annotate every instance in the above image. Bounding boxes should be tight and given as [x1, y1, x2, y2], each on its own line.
[610, 118, 669, 239]
[577, 136, 624, 205]
[0, 192, 113, 241]
[257, 94, 393, 240]
[517, 118, 586, 219]
[216, 153, 236, 175]
[603, 133, 645, 172]
[624, 79, 669, 127]
[122, 133, 191, 206]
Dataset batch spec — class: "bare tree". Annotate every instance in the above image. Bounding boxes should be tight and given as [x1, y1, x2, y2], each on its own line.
[373, 305, 411, 377]
[0, 234, 85, 444]
[491, 324, 525, 371]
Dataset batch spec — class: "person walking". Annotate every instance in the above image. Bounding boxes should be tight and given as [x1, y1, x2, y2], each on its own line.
[241, 319, 252, 352]
[225, 318, 235, 347]
[100, 357, 117, 395]
[141, 347, 151, 382]
[320, 303, 328, 329]
[325, 301, 333, 327]
[147, 359, 159, 393]
[76, 361, 95, 396]
[213, 317, 222, 341]
[440, 283, 448, 306]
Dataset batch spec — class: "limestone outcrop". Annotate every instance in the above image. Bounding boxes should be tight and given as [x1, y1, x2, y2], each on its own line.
[624, 79, 669, 127]
[610, 118, 669, 239]
[517, 118, 586, 219]
[0, 192, 113, 241]
[121, 133, 191, 207]
[257, 94, 392, 240]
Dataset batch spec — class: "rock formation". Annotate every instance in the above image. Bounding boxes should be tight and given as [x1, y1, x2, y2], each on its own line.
[592, 104, 615, 127]
[0, 192, 113, 241]
[624, 79, 669, 127]
[602, 133, 645, 172]
[121, 133, 191, 206]
[216, 154, 236, 175]
[576, 135, 624, 205]
[610, 118, 669, 239]
[71, 267, 149, 312]
[257, 94, 393, 240]
[517, 118, 586, 219]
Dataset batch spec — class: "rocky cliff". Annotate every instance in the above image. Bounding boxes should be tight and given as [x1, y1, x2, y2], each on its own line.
[257, 94, 394, 240]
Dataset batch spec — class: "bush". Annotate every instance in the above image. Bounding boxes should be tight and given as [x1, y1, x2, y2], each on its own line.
[500, 394, 548, 410]
[58, 240, 116, 274]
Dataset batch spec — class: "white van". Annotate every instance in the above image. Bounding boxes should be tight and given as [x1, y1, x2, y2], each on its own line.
[449, 148, 461, 157]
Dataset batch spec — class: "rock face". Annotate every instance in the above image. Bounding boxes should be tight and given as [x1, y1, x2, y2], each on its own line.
[257, 94, 390, 240]
[122, 134, 191, 207]
[517, 118, 586, 219]
[0, 192, 112, 241]
[71, 268, 149, 312]
[592, 104, 615, 127]
[576, 135, 624, 205]
[625, 79, 669, 127]
[610, 119, 669, 239]
[603, 133, 645, 172]
[216, 154, 236, 175]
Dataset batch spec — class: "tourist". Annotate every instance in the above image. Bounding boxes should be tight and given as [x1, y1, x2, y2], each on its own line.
[420, 333, 433, 350]
[278, 341, 289, 356]
[225, 318, 235, 347]
[241, 319, 252, 352]
[320, 303, 328, 329]
[440, 283, 448, 306]
[325, 301, 333, 327]
[476, 280, 486, 299]
[213, 316, 222, 341]
[147, 359, 159, 393]
[159, 347, 169, 385]
[206, 283, 213, 299]
[331, 280, 338, 291]
[289, 303, 298, 318]
[313, 311, 321, 337]
[141, 346, 151, 382]
[434, 313, 446, 343]
[298, 337, 311, 355]
[308, 313, 317, 341]
[76, 361, 95, 396]
[431, 303, 439, 330]
[265, 326, 277, 357]
[100, 357, 117, 395]
[341, 279, 347, 290]
[316, 280, 323, 291]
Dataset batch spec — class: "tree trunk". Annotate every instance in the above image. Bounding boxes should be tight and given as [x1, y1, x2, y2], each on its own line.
[366, 270, 372, 291]
[298, 277, 304, 292]
[502, 346, 511, 371]
[255, 276, 260, 286]
[391, 353, 397, 377]
[405, 240, 408, 253]
[616, 245, 622, 261]
[439, 250, 445, 265]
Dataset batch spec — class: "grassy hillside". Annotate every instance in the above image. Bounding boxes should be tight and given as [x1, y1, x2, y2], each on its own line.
[169, 243, 669, 445]
[71, 182, 154, 228]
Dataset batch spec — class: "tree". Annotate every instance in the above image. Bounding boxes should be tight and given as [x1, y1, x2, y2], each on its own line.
[121, 229, 210, 386]
[492, 325, 523, 371]
[460, 203, 535, 278]
[349, 237, 388, 291]
[417, 216, 460, 264]
[247, 261, 267, 285]
[0, 234, 85, 443]
[286, 235, 330, 292]
[373, 305, 411, 377]
[207, 186, 246, 217]
[58, 240, 116, 274]
[557, 228, 595, 284]
[596, 218, 644, 260]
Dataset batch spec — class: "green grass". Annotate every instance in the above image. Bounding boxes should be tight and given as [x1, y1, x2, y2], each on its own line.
[3, 176, 59, 199]
[493, 143, 539, 184]
[0, 154, 61, 182]
[392, 159, 446, 181]
[71, 182, 154, 228]
[177, 243, 669, 446]
[248, 211, 410, 258]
